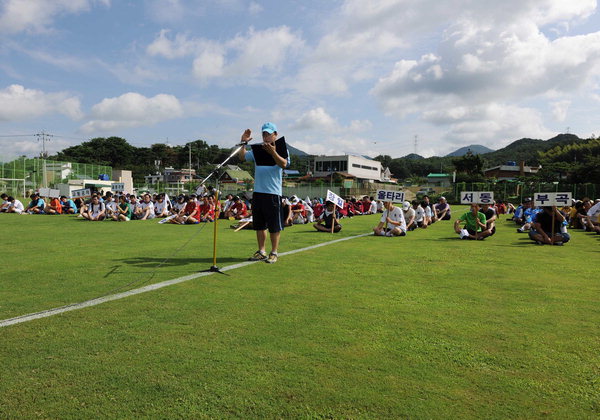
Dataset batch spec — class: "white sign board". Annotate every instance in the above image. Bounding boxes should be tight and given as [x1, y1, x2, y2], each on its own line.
[460, 191, 494, 204]
[38, 188, 60, 198]
[376, 190, 405, 203]
[111, 183, 124, 192]
[533, 192, 572, 207]
[72, 188, 92, 199]
[326, 190, 345, 209]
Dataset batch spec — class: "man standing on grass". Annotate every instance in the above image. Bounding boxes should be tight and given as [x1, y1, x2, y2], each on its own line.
[237, 122, 290, 264]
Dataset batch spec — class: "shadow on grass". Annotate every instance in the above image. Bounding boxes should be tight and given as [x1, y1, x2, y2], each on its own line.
[116, 256, 243, 269]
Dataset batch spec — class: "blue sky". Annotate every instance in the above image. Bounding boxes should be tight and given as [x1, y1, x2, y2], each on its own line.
[1, 0, 599, 160]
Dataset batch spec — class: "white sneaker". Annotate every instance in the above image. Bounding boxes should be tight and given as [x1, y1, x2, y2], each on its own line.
[378, 231, 386, 236]
[385, 231, 393, 237]
[459, 229, 469, 239]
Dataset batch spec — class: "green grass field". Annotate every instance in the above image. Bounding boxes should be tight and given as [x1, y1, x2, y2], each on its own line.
[1, 210, 598, 419]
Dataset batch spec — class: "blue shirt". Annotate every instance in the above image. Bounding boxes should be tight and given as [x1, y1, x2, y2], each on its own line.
[246, 149, 290, 196]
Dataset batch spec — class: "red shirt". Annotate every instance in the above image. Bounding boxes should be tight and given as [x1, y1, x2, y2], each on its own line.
[232, 202, 248, 217]
[200, 202, 215, 217]
[291, 203, 306, 217]
[50, 198, 63, 214]
[184, 201, 199, 217]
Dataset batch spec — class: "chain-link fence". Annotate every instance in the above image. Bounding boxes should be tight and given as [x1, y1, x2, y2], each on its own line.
[0, 157, 112, 198]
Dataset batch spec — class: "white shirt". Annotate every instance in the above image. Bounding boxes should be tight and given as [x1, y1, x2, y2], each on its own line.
[587, 202, 600, 223]
[415, 206, 425, 222]
[380, 206, 407, 231]
[369, 200, 377, 214]
[10, 200, 24, 212]
[139, 201, 154, 212]
[403, 207, 415, 222]
[154, 200, 167, 214]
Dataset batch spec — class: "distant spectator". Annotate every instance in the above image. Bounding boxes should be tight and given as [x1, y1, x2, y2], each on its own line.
[369, 196, 378, 214]
[154, 194, 169, 218]
[314, 201, 342, 233]
[454, 203, 487, 240]
[45, 196, 63, 215]
[402, 201, 416, 231]
[60, 196, 78, 214]
[281, 197, 293, 227]
[136, 194, 155, 220]
[480, 203, 497, 238]
[529, 206, 570, 245]
[113, 195, 132, 221]
[81, 195, 106, 221]
[5, 196, 24, 214]
[26, 193, 45, 214]
[104, 192, 118, 219]
[584, 199, 600, 233]
[413, 200, 428, 229]
[0, 193, 9, 212]
[434, 196, 451, 220]
[225, 196, 248, 220]
[291, 197, 306, 224]
[199, 195, 215, 222]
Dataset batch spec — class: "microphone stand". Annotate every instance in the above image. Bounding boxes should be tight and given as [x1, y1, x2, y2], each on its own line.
[199, 141, 248, 275]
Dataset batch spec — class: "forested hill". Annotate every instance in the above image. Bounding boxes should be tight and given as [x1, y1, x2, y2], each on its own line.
[480, 134, 581, 166]
[48, 136, 310, 182]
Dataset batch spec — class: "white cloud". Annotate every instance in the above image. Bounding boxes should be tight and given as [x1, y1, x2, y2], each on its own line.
[0, 84, 83, 121]
[551, 100, 571, 122]
[0, 0, 110, 34]
[291, 107, 338, 132]
[81, 92, 184, 133]
[147, 26, 304, 84]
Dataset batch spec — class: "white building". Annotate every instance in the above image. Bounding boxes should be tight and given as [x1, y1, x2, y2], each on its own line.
[313, 155, 382, 181]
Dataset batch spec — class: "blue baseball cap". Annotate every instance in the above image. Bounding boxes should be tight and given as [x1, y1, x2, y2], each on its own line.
[261, 122, 277, 134]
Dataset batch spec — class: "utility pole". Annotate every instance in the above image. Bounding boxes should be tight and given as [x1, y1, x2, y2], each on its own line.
[35, 131, 53, 188]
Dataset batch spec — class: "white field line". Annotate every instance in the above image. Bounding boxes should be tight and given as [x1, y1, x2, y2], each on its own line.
[0, 232, 371, 328]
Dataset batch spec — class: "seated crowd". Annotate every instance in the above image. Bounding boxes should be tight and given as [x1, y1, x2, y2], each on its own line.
[2, 191, 597, 246]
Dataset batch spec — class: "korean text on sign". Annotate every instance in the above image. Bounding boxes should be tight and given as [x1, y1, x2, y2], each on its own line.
[460, 191, 494, 204]
[376, 190, 405, 203]
[533, 192, 572, 207]
[326, 190, 345, 209]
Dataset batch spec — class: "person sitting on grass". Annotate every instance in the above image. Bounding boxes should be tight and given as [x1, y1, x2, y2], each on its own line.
[291, 197, 306, 224]
[0, 193, 9, 212]
[585, 199, 600, 234]
[479, 202, 497, 239]
[5, 196, 24, 214]
[112, 195, 132, 221]
[135, 193, 155, 220]
[60, 196, 78, 214]
[313, 201, 342, 233]
[104, 192, 118, 219]
[44, 196, 63, 215]
[199, 195, 215, 222]
[454, 203, 487, 240]
[26, 193, 45, 214]
[413, 200, 428, 229]
[225, 196, 248, 220]
[513, 198, 533, 225]
[221, 194, 235, 219]
[281, 197, 293, 227]
[170, 195, 200, 224]
[81, 195, 106, 221]
[153, 194, 169, 218]
[529, 206, 570, 245]
[373, 200, 407, 237]
[402, 201, 416, 231]
[434, 196, 451, 220]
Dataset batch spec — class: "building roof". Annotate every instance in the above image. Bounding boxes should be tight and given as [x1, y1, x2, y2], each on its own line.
[483, 165, 540, 173]
[222, 169, 253, 181]
[426, 173, 451, 178]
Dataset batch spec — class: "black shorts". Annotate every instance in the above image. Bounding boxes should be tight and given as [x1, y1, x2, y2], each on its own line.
[252, 192, 283, 233]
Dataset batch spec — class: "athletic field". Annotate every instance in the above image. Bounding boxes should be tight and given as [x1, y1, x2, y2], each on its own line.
[1, 210, 598, 418]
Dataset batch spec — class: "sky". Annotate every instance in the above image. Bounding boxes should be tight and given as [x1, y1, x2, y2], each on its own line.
[1, 0, 599, 160]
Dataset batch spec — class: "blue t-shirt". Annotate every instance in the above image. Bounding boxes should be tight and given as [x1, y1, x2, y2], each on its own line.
[245, 149, 290, 196]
